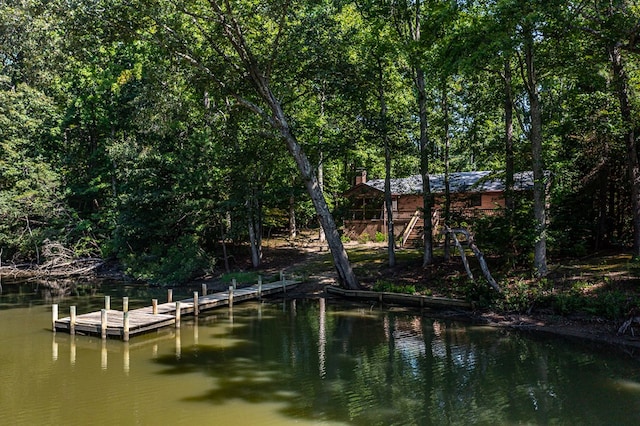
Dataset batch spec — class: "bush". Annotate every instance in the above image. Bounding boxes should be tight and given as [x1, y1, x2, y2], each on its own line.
[373, 280, 416, 294]
[375, 231, 385, 243]
[123, 235, 212, 285]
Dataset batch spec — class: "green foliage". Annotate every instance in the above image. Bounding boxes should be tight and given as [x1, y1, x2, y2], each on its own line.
[357, 232, 371, 244]
[373, 280, 416, 295]
[473, 198, 537, 268]
[123, 235, 212, 286]
[375, 231, 385, 243]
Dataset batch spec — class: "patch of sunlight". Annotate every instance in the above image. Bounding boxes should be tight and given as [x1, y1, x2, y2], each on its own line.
[612, 379, 640, 393]
[273, 390, 300, 399]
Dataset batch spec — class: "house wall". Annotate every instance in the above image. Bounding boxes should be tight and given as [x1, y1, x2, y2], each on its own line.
[343, 191, 506, 243]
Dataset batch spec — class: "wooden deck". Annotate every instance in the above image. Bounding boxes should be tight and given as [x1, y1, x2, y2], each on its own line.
[53, 280, 299, 340]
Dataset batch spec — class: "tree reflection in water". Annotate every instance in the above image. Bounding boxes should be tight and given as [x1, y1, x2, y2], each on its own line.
[154, 300, 640, 425]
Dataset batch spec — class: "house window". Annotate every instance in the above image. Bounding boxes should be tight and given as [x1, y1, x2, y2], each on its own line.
[470, 194, 482, 207]
[392, 198, 398, 212]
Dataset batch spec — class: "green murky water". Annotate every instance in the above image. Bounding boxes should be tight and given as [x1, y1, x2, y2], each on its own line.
[1, 281, 640, 425]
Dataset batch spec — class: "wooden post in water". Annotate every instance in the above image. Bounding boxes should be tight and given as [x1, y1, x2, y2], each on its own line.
[123, 311, 130, 342]
[175, 301, 181, 328]
[70, 306, 76, 335]
[105, 295, 111, 311]
[123, 297, 129, 313]
[202, 283, 207, 296]
[101, 309, 107, 339]
[152, 299, 158, 315]
[229, 285, 234, 308]
[52, 304, 58, 332]
[193, 291, 199, 316]
[167, 289, 173, 303]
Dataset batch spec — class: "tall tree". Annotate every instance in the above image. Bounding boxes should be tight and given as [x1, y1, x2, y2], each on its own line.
[141, 0, 360, 288]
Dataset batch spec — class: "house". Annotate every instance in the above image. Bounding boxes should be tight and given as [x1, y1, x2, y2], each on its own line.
[342, 170, 536, 245]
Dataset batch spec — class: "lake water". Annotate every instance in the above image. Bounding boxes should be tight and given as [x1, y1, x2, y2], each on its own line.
[1, 281, 640, 425]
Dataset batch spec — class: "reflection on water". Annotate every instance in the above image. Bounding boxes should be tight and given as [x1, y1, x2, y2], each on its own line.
[2, 288, 640, 425]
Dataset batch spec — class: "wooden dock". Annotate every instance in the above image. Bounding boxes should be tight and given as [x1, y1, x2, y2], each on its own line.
[52, 279, 299, 340]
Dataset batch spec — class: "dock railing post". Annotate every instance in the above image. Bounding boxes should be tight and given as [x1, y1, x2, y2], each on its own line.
[70, 306, 76, 335]
[105, 295, 111, 311]
[229, 285, 234, 308]
[202, 283, 207, 296]
[52, 304, 58, 332]
[101, 309, 107, 339]
[123, 297, 129, 313]
[282, 272, 286, 294]
[258, 276, 262, 300]
[193, 291, 199, 316]
[152, 299, 158, 315]
[123, 311, 130, 342]
[175, 301, 181, 328]
[168, 289, 173, 303]
[232, 278, 237, 290]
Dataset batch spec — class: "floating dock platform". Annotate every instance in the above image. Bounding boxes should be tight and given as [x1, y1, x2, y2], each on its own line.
[52, 279, 299, 340]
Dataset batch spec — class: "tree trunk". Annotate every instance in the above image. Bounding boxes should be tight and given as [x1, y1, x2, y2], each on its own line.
[270, 99, 359, 289]
[503, 58, 515, 212]
[380, 63, 395, 267]
[609, 44, 640, 257]
[442, 81, 451, 262]
[317, 151, 326, 243]
[289, 194, 297, 239]
[247, 196, 261, 268]
[208, 2, 359, 289]
[416, 68, 434, 267]
[524, 30, 548, 277]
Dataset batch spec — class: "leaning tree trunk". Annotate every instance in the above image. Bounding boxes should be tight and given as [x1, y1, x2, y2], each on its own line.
[208, 1, 359, 289]
[609, 44, 640, 257]
[524, 29, 548, 277]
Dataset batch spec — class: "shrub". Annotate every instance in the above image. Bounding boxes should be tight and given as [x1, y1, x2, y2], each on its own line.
[375, 231, 385, 243]
[373, 280, 416, 294]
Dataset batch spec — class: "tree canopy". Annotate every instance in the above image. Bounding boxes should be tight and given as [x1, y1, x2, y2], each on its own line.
[1, 0, 639, 285]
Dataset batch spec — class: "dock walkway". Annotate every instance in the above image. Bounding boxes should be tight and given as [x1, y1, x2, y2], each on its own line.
[52, 279, 299, 340]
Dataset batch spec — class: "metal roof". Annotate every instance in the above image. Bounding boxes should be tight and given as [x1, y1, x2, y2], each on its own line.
[363, 171, 537, 195]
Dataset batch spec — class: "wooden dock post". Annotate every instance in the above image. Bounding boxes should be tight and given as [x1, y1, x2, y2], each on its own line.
[152, 299, 158, 315]
[105, 295, 111, 311]
[229, 285, 234, 308]
[282, 272, 286, 294]
[70, 306, 76, 335]
[167, 289, 173, 303]
[258, 276, 262, 300]
[201, 283, 207, 296]
[101, 309, 107, 339]
[52, 304, 58, 332]
[193, 291, 199, 316]
[123, 311, 130, 342]
[123, 297, 129, 313]
[232, 278, 237, 290]
[175, 301, 181, 327]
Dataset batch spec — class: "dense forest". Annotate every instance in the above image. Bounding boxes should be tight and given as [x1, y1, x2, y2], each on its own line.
[1, 0, 639, 287]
